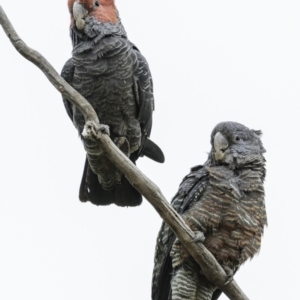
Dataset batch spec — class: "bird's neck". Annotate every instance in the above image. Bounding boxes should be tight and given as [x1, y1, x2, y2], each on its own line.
[235, 156, 266, 182]
[205, 154, 266, 182]
[70, 18, 127, 48]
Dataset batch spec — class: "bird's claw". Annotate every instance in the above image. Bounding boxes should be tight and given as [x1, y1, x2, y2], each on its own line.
[82, 121, 110, 139]
[222, 265, 234, 285]
[97, 124, 110, 135]
[224, 276, 233, 286]
[193, 231, 205, 243]
[114, 137, 130, 157]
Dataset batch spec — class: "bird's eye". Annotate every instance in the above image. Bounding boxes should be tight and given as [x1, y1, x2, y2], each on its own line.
[95, 1, 100, 7]
[235, 136, 240, 141]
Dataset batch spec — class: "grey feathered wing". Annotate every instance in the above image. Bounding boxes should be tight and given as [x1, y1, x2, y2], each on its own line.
[151, 165, 222, 300]
[61, 58, 75, 122]
[130, 43, 164, 163]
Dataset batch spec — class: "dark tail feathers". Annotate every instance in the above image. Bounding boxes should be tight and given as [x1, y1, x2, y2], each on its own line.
[79, 158, 142, 207]
[141, 138, 165, 163]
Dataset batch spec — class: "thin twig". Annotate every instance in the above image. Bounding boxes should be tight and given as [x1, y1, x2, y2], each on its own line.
[0, 6, 249, 300]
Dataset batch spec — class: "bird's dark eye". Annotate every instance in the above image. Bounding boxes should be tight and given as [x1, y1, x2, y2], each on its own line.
[235, 136, 240, 141]
[95, 1, 100, 7]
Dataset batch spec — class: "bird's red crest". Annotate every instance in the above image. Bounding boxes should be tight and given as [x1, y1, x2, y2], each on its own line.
[68, 0, 118, 23]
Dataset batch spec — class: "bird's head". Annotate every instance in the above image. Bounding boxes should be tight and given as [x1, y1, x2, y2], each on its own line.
[68, 0, 126, 44]
[68, 0, 118, 29]
[209, 121, 266, 169]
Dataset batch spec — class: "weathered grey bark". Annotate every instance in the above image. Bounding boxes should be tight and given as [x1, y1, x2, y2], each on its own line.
[0, 6, 249, 300]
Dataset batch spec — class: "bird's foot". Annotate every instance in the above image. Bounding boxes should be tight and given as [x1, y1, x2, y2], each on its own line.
[82, 121, 110, 140]
[222, 265, 234, 285]
[193, 231, 206, 243]
[82, 121, 110, 155]
[114, 137, 130, 157]
[97, 124, 110, 135]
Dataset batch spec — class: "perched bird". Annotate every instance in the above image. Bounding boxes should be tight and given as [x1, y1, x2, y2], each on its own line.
[61, 0, 164, 207]
[152, 122, 267, 300]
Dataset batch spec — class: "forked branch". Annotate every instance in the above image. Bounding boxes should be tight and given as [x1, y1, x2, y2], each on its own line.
[0, 6, 249, 300]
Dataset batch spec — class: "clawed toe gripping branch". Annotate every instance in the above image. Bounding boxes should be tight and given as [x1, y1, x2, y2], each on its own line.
[0, 6, 249, 300]
[82, 121, 110, 140]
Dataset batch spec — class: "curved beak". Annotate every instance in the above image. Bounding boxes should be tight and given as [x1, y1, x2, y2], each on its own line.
[214, 132, 229, 161]
[73, 2, 88, 31]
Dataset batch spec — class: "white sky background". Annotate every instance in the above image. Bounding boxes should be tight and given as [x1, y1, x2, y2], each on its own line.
[0, 0, 299, 299]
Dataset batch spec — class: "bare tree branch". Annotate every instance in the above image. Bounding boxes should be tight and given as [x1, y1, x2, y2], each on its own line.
[0, 6, 249, 300]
